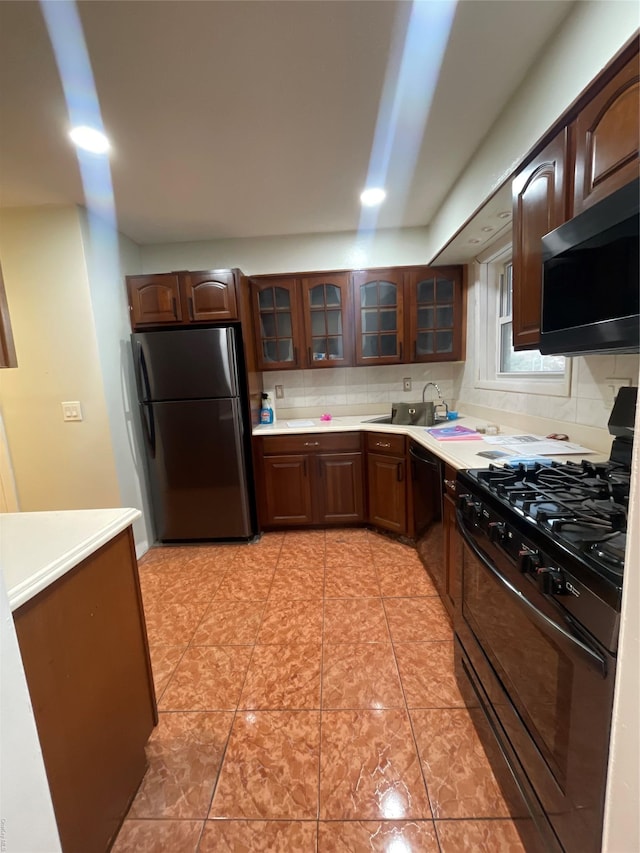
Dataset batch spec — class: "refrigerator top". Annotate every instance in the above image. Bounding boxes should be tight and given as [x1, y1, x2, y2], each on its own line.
[133, 327, 239, 402]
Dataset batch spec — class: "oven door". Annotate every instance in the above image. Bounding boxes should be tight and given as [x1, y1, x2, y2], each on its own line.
[456, 511, 615, 853]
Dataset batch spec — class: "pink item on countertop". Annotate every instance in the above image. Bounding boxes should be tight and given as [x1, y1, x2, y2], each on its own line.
[320, 413, 332, 421]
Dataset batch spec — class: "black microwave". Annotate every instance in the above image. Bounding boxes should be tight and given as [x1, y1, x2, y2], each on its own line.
[540, 178, 639, 356]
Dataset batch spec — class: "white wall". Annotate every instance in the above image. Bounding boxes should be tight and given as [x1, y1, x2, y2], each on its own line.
[0, 576, 61, 853]
[141, 226, 430, 276]
[426, 0, 639, 260]
[79, 209, 153, 553]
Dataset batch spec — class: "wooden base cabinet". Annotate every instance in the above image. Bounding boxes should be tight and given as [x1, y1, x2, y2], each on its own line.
[366, 433, 407, 535]
[256, 433, 364, 528]
[13, 529, 157, 853]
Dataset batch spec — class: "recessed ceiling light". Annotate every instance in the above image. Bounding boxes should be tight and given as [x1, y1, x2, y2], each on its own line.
[360, 187, 386, 207]
[481, 226, 494, 232]
[69, 125, 110, 154]
[468, 238, 481, 244]
[497, 210, 511, 219]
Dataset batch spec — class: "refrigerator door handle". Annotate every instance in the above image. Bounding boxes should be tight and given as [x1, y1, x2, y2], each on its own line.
[137, 341, 153, 403]
[142, 402, 156, 456]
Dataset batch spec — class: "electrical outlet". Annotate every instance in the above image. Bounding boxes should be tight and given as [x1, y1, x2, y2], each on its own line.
[606, 378, 632, 401]
[275, 385, 284, 399]
[403, 377, 411, 392]
[61, 401, 83, 422]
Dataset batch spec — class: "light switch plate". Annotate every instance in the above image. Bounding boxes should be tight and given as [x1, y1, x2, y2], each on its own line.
[61, 401, 83, 422]
[275, 385, 284, 399]
[403, 377, 412, 392]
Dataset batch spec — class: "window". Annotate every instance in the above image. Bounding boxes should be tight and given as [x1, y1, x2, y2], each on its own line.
[475, 237, 570, 396]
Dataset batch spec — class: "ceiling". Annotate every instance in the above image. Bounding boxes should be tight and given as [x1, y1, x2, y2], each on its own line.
[0, 0, 574, 247]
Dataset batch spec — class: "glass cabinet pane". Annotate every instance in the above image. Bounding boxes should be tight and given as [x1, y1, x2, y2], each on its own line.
[417, 279, 434, 304]
[326, 310, 342, 335]
[418, 307, 434, 329]
[436, 306, 453, 328]
[278, 339, 294, 362]
[417, 331, 434, 354]
[362, 335, 378, 358]
[361, 283, 379, 307]
[275, 287, 291, 309]
[380, 334, 397, 356]
[276, 313, 292, 337]
[258, 289, 274, 310]
[436, 331, 453, 352]
[311, 312, 325, 336]
[362, 309, 380, 333]
[326, 285, 341, 306]
[310, 285, 325, 307]
[380, 309, 397, 331]
[379, 282, 397, 305]
[327, 337, 343, 359]
[436, 280, 454, 302]
[260, 314, 276, 338]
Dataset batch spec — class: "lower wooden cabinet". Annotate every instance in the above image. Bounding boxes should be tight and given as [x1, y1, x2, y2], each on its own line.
[442, 474, 461, 618]
[365, 433, 408, 535]
[256, 433, 364, 528]
[14, 528, 157, 853]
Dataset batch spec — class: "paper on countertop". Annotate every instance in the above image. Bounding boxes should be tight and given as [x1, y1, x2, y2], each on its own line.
[286, 419, 315, 427]
[482, 434, 594, 455]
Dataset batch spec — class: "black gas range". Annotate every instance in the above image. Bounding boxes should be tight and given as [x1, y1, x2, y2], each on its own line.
[453, 387, 636, 853]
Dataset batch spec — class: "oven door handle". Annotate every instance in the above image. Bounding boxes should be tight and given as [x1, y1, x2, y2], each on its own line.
[457, 510, 608, 678]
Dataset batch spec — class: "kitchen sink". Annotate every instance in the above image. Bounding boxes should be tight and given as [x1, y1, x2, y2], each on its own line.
[362, 415, 393, 424]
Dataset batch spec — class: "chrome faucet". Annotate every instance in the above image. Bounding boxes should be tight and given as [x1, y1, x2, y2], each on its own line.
[421, 382, 441, 402]
[422, 381, 449, 421]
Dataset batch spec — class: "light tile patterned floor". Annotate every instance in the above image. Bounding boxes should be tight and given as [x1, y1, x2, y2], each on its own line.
[112, 529, 527, 852]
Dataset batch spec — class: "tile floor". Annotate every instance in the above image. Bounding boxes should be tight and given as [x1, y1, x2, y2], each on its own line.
[112, 528, 527, 852]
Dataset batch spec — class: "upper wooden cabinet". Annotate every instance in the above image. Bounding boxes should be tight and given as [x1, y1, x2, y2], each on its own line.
[573, 53, 640, 215]
[127, 269, 239, 329]
[300, 272, 353, 368]
[512, 129, 569, 351]
[405, 266, 464, 362]
[251, 276, 303, 370]
[352, 268, 405, 365]
[181, 269, 237, 322]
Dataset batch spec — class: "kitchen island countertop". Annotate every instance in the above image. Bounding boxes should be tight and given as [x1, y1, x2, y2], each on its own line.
[1, 507, 141, 611]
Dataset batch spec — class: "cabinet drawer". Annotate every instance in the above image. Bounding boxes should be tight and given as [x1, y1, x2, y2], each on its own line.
[365, 432, 405, 456]
[261, 432, 361, 455]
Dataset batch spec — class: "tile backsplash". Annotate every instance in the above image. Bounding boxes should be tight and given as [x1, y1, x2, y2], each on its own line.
[264, 363, 460, 418]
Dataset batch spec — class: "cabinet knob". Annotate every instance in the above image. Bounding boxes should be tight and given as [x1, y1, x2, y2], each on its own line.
[444, 478, 457, 491]
[304, 441, 320, 447]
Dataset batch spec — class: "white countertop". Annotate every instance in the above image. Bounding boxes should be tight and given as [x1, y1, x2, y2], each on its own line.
[253, 414, 605, 471]
[1, 507, 141, 611]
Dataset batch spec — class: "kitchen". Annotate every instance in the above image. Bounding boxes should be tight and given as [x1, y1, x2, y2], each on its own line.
[0, 1, 638, 852]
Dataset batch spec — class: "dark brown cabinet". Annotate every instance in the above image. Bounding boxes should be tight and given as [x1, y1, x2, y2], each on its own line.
[573, 53, 640, 215]
[366, 432, 407, 535]
[127, 269, 239, 329]
[511, 128, 569, 351]
[256, 433, 364, 528]
[301, 272, 353, 367]
[251, 277, 304, 370]
[352, 269, 405, 365]
[442, 466, 461, 618]
[406, 266, 464, 362]
[14, 528, 156, 853]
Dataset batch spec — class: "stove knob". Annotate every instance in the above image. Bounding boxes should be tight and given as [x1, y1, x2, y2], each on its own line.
[488, 521, 506, 543]
[518, 547, 541, 574]
[458, 494, 481, 524]
[536, 566, 566, 596]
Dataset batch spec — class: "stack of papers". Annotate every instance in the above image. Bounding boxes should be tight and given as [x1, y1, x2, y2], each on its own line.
[483, 434, 593, 455]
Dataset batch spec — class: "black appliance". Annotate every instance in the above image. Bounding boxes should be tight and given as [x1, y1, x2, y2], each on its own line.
[410, 441, 445, 588]
[454, 387, 636, 853]
[540, 177, 639, 356]
[132, 327, 257, 541]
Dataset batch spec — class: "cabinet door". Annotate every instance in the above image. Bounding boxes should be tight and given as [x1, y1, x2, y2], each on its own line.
[252, 278, 303, 370]
[353, 269, 405, 365]
[301, 272, 353, 367]
[127, 273, 182, 328]
[573, 53, 640, 215]
[406, 266, 463, 362]
[512, 128, 568, 350]
[316, 452, 364, 524]
[181, 270, 237, 322]
[261, 454, 313, 526]
[367, 452, 407, 534]
[442, 492, 460, 619]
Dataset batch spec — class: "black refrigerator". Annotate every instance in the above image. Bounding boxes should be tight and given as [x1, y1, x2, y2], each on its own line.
[132, 326, 256, 541]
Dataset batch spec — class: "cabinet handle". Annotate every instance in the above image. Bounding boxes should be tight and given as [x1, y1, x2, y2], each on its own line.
[444, 478, 457, 491]
[397, 462, 404, 482]
[304, 441, 320, 447]
[376, 441, 391, 448]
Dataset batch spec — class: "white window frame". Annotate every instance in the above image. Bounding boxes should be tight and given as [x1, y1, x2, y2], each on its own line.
[474, 235, 572, 397]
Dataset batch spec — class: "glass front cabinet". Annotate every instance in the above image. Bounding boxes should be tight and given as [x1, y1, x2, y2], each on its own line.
[352, 269, 405, 365]
[300, 272, 353, 368]
[252, 277, 303, 370]
[406, 266, 464, 362]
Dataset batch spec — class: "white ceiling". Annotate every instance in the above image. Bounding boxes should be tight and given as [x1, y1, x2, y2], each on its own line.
[0, 0, 574, 246]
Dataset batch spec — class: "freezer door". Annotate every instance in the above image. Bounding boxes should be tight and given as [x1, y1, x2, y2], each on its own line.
[133, 327, 238, 401]
[144, 398, 253, 540]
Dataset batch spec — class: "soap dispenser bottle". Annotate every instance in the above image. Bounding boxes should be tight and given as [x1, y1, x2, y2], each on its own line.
[260, 393, 274, 424]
